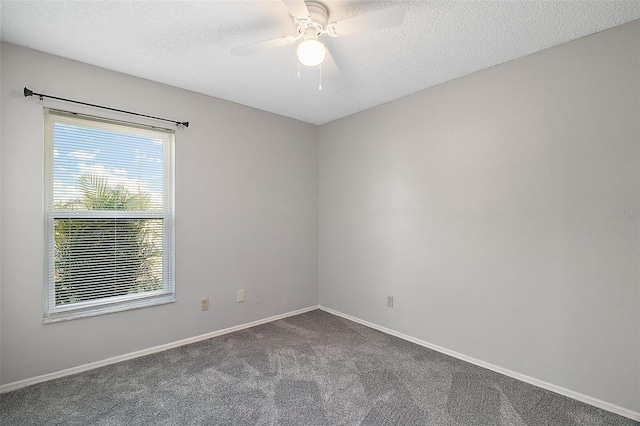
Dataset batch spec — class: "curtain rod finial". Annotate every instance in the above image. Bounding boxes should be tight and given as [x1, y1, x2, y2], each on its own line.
[24, 87, 34, 97]
[180, 122, 189, 128]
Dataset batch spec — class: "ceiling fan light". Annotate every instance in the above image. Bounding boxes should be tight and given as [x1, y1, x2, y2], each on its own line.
[296, 39, 326, 67]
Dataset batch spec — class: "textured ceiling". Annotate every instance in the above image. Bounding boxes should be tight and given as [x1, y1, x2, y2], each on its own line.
[1, 1, 639, 125]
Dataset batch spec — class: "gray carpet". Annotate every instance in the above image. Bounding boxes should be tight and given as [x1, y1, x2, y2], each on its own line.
[1, 309, 636, 425]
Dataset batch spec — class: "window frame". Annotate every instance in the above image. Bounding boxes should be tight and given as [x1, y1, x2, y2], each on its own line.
[43, 109, 175, 323]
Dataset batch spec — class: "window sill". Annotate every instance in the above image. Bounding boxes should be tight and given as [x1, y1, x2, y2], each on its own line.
[43, 294, 175, 324]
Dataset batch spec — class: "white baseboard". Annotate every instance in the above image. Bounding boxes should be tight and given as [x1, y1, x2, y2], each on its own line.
[0, 305, 320, 394]
[319, 306, 640, 422]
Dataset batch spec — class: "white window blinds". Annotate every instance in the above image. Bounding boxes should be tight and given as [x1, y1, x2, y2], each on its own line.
[44, 109, 175, 322]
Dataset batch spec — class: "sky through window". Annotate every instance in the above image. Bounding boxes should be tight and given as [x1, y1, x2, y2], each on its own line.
[53, 123, 164, 210]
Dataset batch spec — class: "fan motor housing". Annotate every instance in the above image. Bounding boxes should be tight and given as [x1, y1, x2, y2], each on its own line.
[305, 1, 328, 30]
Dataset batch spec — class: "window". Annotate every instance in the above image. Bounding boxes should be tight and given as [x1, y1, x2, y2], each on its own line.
[44, 109, 175, 322]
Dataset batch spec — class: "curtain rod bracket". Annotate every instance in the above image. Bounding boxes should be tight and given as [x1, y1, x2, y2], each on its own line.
[23, 86, 189, 128]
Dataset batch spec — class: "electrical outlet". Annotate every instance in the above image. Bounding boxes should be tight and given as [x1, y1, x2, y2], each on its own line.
[237, 289, 245, 303]
[386, 295, 393, 308]
[200, 298, 209, 311]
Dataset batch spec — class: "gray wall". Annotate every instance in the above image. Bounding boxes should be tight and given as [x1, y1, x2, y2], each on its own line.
[319, 21, 640, 412]
[0, 43, 319, 384]
[0, 41, 3, 386]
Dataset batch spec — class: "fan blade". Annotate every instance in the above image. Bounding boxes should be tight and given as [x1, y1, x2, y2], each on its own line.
[283, 0, 309, 19]
[231, 36, 295, 57]
[322, 48, 340, 79]
[329, 5, 405, 36]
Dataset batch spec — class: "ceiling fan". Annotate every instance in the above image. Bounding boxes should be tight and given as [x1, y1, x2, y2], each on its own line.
[231, 0, 405, 70]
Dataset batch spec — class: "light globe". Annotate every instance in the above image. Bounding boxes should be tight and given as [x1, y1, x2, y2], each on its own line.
[296, 39, 326, 67]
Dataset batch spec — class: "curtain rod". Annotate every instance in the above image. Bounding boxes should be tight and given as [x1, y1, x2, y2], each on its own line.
[23, 87, 189, 128]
